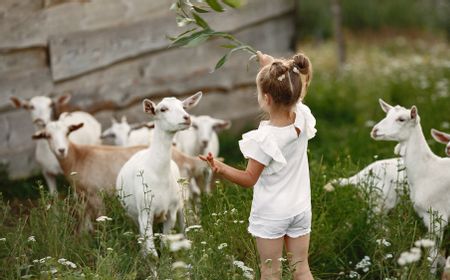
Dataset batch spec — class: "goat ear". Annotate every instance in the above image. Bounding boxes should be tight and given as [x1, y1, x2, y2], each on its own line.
[68, 123, 84, 134]
[121, 115, 127, 123]
[410, 106, 418, 120]
[143, 99, 156, 116]
[378, 99, 393, 113]
[32, 130, 49, 140]
[55, 93, 71, 105]
[182, 91, 202, 109]
[10, 96, 32, 109]
[213, 120, 231, 132]
[101, 128, 114, 139]
[431, 129, 450, 144]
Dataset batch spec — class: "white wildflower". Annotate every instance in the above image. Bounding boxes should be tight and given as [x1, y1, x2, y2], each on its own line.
[212, 213, 218, 217]
[137, 237, 145, 244]
[349, 270, 360, 278]
[172, 261, 189, 269]
[27, 236, 36, 242]
[414, 239, 435, 248]
[170, 239, 192, 252]
[95, 216, 112, 222]
[231, 208, 237, 213]
[384, 253, 393, 259]
[243, 271, 254, 279]
[397, 248, 421, 266]
[277, 74, 286, 81]
[355, 256, 371, 272]
[0, 238, 6, 242]
[185, 225, 202, 233]
[278, 257, 287, 262]
[200, 241, 207, 245]
[50, 267, 57, 274]
[376, 239, 391, 247]
[58, 258, 77, 268]
[107, 247, 113, 252]
[218, 243, 228, 250]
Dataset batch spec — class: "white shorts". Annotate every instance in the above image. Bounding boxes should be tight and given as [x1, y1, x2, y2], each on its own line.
[248, 210, 312, 239]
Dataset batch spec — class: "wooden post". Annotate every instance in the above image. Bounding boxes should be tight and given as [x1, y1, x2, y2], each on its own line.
[331, 0, 346, 67]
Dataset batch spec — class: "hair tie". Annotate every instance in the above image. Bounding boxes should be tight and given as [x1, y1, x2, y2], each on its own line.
[293, 67, 300, 74]
[277, 74, 286, 81]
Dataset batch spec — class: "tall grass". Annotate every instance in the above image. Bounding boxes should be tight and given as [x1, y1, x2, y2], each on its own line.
[1, 37, 449, 279]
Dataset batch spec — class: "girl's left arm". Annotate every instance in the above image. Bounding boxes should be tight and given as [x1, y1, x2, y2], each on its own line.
[199, 153, 264, 188]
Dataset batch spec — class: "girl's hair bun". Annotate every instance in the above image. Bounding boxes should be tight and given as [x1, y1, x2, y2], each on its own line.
[292, 53, 311, 75]
[269, 61, 289, 79]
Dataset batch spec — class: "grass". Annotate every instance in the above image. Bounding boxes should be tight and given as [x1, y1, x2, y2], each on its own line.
[1, 36, 449, 279]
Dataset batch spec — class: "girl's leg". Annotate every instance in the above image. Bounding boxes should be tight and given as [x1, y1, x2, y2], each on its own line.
[256, 237, 284, 280]
[285, 234, 313, 280]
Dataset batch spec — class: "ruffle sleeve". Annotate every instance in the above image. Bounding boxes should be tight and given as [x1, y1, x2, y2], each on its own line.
[238, 128, 287, 175]
[294, 102, 317, 140]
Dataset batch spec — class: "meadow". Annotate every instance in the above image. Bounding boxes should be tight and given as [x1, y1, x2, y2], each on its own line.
[0, 35, 449, 279]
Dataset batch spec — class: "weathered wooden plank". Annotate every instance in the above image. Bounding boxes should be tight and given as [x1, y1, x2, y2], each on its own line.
[0, 110, 38, 178]
[49, 0, 294, 81]
[0, 69, 54, 111]
[0, 0, 169, 50]
[0, 48, 48, 76]
[0, 0, 42, 20]
[53, 17, 294, 111]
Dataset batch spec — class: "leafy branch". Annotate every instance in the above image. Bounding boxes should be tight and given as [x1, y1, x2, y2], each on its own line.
[169, 0, 257, 71]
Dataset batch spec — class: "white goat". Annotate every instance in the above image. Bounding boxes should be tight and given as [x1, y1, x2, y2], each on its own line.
[10, 94, 101, 195]
[324, 158, 407, 212]
[371, 99, 450, 272]
[32, 120, 145, 231]
[431, 129, 450, 157]
[116, 92, 202, 256]
[101, 116, 154, 147]
[102, 116, 205, 200]
[173, 115, 230, 193]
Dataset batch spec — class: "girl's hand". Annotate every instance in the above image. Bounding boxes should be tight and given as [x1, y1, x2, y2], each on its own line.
[199, 152, 221, 173]
[256, 51, 274, 68]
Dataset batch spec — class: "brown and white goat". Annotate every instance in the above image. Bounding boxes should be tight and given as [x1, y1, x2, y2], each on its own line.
[32, 121, 145, 231]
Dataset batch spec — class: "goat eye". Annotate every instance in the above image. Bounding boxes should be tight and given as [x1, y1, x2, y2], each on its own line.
[192, 124, 198, 129]
[160, 107, 168, 113]
[397, 118, 405, 122]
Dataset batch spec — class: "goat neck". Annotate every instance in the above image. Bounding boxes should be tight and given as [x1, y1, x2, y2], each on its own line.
[57, 141, 80, 176]
[148, 125, 175, 173]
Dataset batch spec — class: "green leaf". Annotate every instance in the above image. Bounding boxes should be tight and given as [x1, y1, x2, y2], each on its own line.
[171, 29, 210, 47]
[185, 34, 210, 47]
[168, 28, 198, 41]
[192, 12, 209, 29]
[222, 0, 243, 8]
[193, 5, 209, 13]
[214, 53, 229, 70]
[205, 0, 224, 12]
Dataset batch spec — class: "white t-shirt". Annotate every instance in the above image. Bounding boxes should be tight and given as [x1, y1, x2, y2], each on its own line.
[238, 102, 317, 220]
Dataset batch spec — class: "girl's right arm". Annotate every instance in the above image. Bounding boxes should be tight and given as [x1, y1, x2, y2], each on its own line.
[199, 153, 264, 188]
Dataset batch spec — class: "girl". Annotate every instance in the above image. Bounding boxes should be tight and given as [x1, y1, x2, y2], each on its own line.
[200, 51, 316, 280]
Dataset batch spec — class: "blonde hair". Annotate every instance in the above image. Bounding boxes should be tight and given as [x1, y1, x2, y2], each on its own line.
[256, 53, 312, 107]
